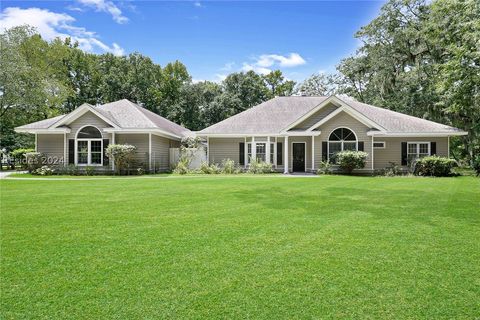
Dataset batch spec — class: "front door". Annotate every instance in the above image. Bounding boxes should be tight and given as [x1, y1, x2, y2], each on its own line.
[292, 143, 305, 172]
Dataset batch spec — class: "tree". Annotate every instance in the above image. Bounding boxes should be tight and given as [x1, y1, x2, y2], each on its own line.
[296, 73, 339, 96]
[262, 70, 296, 97]
[223, 71, 269, 112]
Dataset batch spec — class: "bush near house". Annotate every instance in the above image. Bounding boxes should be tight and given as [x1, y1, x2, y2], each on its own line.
[247, 157, 274, 174]
[10, 148, 35, 169]
[413, 156, 457, 177]
[336, 151, 368, 174]
[105, 144, 137, 175]
[473, 155, 480, 177]
[24, 152, 43, 173]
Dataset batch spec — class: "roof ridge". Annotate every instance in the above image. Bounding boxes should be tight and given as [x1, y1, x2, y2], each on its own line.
[130, 101, 191, 132]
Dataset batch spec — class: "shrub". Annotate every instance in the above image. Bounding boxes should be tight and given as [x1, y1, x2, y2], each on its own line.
[383, 162, 402, 177]
[336, 151, 368, 174]
[221, 158, 237, 174]
[248, 157, 273, 174]
[413, 156, 457, 177]
[173, 157, 191, 175]
[11, 148, 35, 169]
[67, 164, 80, 176]
[33, 165, 54, 176]
[473, 155, 480, 177]
[105, 144, 137, 175]
[199, 161, 221, 174]
[85, 166, 95, 176]
[317, 160, 333, 175]
[24, 152, 43, 173]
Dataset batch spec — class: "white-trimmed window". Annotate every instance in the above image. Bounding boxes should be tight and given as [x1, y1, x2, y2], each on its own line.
[328, 127, 357, 162]
[407, 142, 430, 162]
[76, 126, 103, 165]
[247, 142, 275, 163]
[373, 141, 386, 149]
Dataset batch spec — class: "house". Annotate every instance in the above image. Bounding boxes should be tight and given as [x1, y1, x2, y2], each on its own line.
[15, 99, 191, 172]
[196, 95, 467, 173]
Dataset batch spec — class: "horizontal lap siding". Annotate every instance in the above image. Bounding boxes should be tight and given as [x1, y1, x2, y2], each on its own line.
[374, 137, 448, 169]
[116, 134, 149, 167]
[67, 111, 111, 140]
[209, 138, 244, 165]
[151, 135, 171, 172]
[293, 104, 338, 130]
[37, 134, 64, 162]
[316, 112, 373, 170]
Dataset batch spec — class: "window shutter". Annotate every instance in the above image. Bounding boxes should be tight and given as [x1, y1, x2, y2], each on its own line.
[430, 142, 436, 155]
[358, 141, 364, 151]
[103, 139, 110, 165]
[239, 142, 245, 165]
[322, 142, 328, 161]
[401, 142, 407, 165]
[277, 142, 283, 165]
[68, 139, 75, 164]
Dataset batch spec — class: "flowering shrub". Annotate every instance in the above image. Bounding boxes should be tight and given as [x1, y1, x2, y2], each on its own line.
[105, 144, 137, 175]
[24, 152, 43, 173]
[221, 158, 239, 174]
[317, 160, 333, 175]
[336, 151, 368, 174]
[248, 158, 274, 174]
[33, 165, 54, 176]
[413, 156, 457, 177]
[173, 157, 191, 175]
[199, 161, 221, 174]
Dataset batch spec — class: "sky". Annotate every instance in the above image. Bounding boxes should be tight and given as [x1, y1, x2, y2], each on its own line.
[0, 0, 385, 83]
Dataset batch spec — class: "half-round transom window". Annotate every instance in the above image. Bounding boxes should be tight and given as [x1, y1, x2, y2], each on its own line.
[328, 127, 357, 161]
[77, 126, 102, 139]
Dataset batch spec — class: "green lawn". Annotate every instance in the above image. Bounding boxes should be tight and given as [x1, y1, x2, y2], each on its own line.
[1, 176, 479, 319]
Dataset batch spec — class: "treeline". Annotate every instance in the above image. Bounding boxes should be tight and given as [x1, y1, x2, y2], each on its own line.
[1, 0, 478, 162]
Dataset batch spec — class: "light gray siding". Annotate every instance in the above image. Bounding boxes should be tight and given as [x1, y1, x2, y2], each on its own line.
[208, 138, 244, 165]
[151, 134, 171, 172]
[37, 134, 65, 165]
[373, 137, 448, 169]
[292, 104, 338, 130]
[316, 111, 374, 170]
[116, 134, 149, 167]
[67, 111, 111, 139]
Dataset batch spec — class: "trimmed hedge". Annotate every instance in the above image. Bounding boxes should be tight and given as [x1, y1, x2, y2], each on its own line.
[336, 151, 368, 174]
[413, 156, 457, 177]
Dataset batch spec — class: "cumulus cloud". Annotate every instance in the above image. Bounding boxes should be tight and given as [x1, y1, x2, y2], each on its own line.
[77, 0, 128, 24]
[194, 1, 202, 8]
[0, 7, 125, 56]
[241, 53, 306, 75]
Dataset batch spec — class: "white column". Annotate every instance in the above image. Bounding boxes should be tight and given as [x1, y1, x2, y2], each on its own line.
[371, 135, 374, 171]
[206, 137, 210, 164]
[274, 137, 278, 167]
[447, 136, 450, 158]
[35, 133, 38, 152]
[266, 136, 271, 163]
[148, 133, 152, 172]
[111, 132, 115, 171]
[64, 133, 67, 167]
[311, 136, 315, 172]
[244, 137, 247, 168]
[251, 136, 256, 161]
[284, 136, 289, 174]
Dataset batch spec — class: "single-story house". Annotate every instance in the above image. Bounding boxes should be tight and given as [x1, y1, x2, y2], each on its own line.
[196, 95, 467, 173]
[15, 99, 191, 172]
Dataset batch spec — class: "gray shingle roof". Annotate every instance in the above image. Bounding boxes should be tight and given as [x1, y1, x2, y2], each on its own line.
[198, 96, 464, 134]
[17, 99, 191, 137]
[198, 96, 328, 134]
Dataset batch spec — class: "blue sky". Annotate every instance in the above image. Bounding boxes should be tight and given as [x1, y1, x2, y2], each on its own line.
[0, 1, 385, 82]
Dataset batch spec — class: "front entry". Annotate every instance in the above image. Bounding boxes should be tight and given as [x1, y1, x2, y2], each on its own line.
[292, 143, 306, 172]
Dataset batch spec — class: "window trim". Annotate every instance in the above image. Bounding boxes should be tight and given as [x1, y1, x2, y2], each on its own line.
[75, 125, 103, 166]
[407, 141, 430, 162]
[327, 127, 358, 161]
[373, 141, 386, 149]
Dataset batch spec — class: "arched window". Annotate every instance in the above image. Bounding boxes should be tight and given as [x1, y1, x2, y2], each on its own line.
[76, 126, 103, 165]
[328, 127, 357, 161]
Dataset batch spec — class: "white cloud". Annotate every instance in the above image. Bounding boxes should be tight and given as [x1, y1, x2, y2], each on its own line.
[240, 52, 306, 75]
[256, 53, 306, 68]
[220, 62, 235, 71]
[77, 0, 128, 24]
[194, 1, 202, 7]
[0, 7, 124, 56]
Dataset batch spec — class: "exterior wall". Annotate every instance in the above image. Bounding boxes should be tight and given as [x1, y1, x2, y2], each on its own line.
[316, 111, 374, 170]
[373, 137, 448, 169]
[292, 104, 338, 130]
[116, 134, 149, 168]
[151, 134, 171, 172]
[288, 136, 311, 172]
[208, 137, 244, 164]
[37, 134, 65, 165]
[67, 111, 111, 139]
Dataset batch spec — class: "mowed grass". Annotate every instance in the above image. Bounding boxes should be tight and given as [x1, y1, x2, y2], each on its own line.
[1, 176, 479, 319]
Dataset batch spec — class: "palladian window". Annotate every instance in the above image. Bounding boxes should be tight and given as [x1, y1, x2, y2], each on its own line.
[328, 127, 357, 162]
[76, 126, 103, 165]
